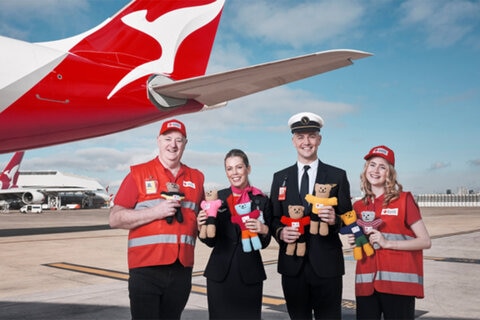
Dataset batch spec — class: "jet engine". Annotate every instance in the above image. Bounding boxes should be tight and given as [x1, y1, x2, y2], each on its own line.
[22, 191, 45, 204]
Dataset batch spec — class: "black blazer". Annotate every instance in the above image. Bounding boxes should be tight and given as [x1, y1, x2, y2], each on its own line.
[201, 188, 272, 284]
[270, 159, 352, 278]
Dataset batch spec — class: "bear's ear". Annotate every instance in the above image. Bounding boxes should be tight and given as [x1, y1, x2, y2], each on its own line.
[325, 183, 338, 194]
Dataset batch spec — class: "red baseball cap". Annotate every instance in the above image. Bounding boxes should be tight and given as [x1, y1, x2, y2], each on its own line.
[364, 145, 395, 166]
[159, 119, 187, 137]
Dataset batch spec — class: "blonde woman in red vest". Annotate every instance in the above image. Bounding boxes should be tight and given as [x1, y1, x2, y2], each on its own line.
[351, 145, 431, 320]
[110, 119, 204, 320]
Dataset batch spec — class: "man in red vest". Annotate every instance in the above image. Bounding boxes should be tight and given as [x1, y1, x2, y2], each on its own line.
[110, 119, 204, 320]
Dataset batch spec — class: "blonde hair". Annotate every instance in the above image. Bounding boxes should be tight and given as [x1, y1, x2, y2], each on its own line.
[360, 159, 403, 206]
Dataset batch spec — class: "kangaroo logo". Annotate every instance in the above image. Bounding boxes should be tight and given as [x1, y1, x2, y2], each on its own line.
[0, 165, 19, 189]
[108, 0, 224, 99]
[0, 152, 24, 189]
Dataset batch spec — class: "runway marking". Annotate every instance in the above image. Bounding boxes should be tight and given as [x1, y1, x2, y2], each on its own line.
[45, 262, 129, 280]
[44, 262, 284, 306]
[45, 262, 211, 298]
[430, 229, 480, 239]
[425, 256, 480, 264]
[43, 262, 354, 308]
[0, 224, 111, 237]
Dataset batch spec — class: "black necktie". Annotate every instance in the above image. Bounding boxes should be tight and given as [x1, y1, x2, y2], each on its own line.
[300, 165, 310, 207]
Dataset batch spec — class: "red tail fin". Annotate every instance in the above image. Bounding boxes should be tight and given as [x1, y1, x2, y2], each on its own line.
[0, 151, 24, 189]
[46, 0, 225, 98]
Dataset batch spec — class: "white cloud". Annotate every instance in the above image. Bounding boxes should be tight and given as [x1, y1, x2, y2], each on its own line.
[468, 159, 480, 167]
[0, 0, 90, 26]
[429, 161, 451, 171]
[1, 0, 479, 196]
[229, 0, 365, 49]
[400, 0, 480, 48]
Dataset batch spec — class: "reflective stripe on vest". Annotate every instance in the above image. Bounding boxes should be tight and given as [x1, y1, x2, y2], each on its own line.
[353, 192, 424, 298]
[356, 272, 375, 284]
[181, 234, 196, 246]
[383, 232, 414, 241]
[127, 158, 204, 269]
[128, 234, 195, 248]
[376, 271, 423, 285]
[134, 199, 198, 211]
[356, 271, 423, 285]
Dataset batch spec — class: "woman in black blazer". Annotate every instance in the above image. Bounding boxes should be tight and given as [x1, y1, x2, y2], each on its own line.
[197, 149, 272, 320]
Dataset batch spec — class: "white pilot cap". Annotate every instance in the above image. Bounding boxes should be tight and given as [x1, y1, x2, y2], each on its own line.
[288, 112, 324, 133]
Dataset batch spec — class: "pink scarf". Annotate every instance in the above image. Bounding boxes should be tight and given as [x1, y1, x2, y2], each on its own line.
[231, 185, 264, 204]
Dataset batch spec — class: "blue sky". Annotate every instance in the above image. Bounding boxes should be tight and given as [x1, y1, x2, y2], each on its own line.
[1, 0, 479, 197]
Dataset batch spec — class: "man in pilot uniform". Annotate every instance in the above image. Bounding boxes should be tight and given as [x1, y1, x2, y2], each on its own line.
[269, 111, 352, 319]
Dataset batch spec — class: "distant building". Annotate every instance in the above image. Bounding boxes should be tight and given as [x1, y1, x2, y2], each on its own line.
[415, 193, 480, 207]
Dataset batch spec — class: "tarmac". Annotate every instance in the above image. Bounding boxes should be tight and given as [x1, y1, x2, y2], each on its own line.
[0, 207, 479, 320]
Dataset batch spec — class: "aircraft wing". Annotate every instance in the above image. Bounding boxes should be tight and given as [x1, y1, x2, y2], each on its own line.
[0, 189, 25, 200]
[148, 49, 372, 108]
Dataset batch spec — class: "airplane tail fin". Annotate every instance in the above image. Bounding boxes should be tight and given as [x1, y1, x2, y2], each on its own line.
[0, 151, 24, 189]
[42, 0, 225, 97]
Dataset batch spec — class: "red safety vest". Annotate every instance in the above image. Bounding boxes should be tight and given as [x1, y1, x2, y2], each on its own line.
[127, 158, 204, 269]
[353, 192, 424, 298]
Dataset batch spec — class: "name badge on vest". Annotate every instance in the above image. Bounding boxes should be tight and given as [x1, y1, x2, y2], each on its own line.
[145, 179, 158, 195]
[381, 208, 399, 216]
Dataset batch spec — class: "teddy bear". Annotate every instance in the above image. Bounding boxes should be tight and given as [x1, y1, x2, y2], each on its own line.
[304, 183, 338, 236]
[357, 210, 384, 249]
[339, 209, 374, 260]
[280, 205, 310, 256]
[231, 202, 262, 252]
[160, 182, 185, 224]
[199, 189, 222, 239]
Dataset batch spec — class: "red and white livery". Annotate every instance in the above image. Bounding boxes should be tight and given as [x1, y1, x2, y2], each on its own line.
[0, 0, 371, 153]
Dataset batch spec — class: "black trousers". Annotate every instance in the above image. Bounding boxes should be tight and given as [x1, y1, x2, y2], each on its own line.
[282, 260, 343, 320]
[356, 291, 415, 320]
[128, 262, 192, 320]
[206, 252, 263, 320]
